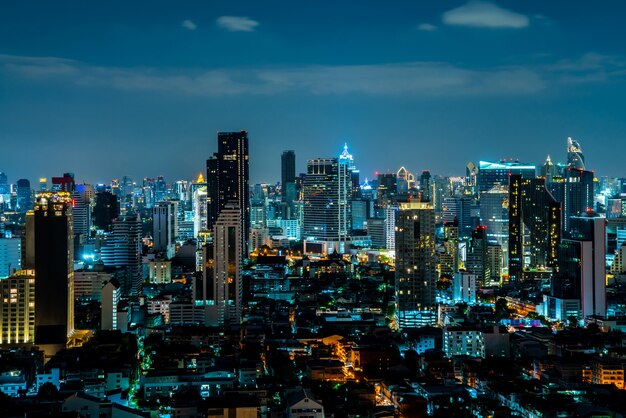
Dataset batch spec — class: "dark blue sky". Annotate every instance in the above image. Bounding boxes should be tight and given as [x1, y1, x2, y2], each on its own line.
[2, 1, 626, 185]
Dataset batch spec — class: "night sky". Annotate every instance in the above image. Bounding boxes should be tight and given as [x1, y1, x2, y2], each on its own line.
[1, 1, 626, 185]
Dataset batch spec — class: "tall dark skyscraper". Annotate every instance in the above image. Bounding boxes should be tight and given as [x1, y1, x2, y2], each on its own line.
[93, 191, 120, 231]
[34, 192, 74, 349]
[508, 175, 561, 281]
[281, 150, 296, 198]
[395, 201, 437, 328]
[101, 213, 142, 296]
[206, 131, 250, 254]
[16, 179, 31, 213]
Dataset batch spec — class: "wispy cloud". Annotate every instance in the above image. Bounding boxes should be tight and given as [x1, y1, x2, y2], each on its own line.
[2, 53, 624, 98]
[216, 16, 259, 32]
[417, 23, 437, 31]
[442, 1, 529, 29]
[181, 20, 197, 31]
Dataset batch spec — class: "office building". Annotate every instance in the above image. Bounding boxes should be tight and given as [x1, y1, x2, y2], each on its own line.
[420, 170, 432, 201]
[0, 269, 35, 345]
[477, 160, 536, 193]
[206, 131, 250, 254]
[153, 201, 178, 259]
[34, 192, 74, 348]
[101, 214, 142, 296]
[443, 196, 474, 239]
[72, 184, 94, 240]
[302, 157, 350, 253]
[439, 220, 459, 279]
[212, 204, 243, 326]
[281, 150, 296, 198]
[453, 271, 477, 304]
[550, 214, 606, 320]
[395, 201, 437, 328]
[567, 137, 585, 170]
[93, 192, 119, 232]
[0, 237, 21, 279]
[101, 279, 121, 331]
[16, 179, 31, 213]
[193, 186, 208, 237]
[466, 226, 490, 286]
[51, 173, 75, 193]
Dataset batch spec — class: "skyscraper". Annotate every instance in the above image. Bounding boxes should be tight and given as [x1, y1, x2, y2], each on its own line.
[34, 192, 74, 349]
[206, 131, 250, 254]
[16, 179, 31, 213]
[508, 175, 561, 281]
[0, 269, 35, 344]
[550, 214, 606, 320]
[153, 201, 178, 259]
[213, 203, 242, 326]
[567, 137, 585, 170]
[93, 191, 120, 231]
[302, 157, 350, 253]
[395, 201, 437, 328]
[101, 214, 142, 296]
[281, 150, 296, 198]
[420, 170, 432, 202]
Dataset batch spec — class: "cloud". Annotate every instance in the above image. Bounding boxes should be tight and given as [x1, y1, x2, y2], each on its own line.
[417, 23, 437, 31]
[2, 53, 624, 98]
[442, 1, 529, 28]
[216, 16, 259, 32]
[181, 20, 197, 31]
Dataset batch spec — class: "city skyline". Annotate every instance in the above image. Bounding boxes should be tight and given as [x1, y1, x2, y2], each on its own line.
[2, 1, 626, 183]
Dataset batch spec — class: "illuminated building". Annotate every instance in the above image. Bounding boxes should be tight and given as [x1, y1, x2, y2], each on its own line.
[567, 137, 585, 170]
[16, 179, 31, 213]
[420, 170, 432, 202]
[395, 201, 437, 327]
[153, 201, 178, 259]
[100, 214, 142, 296]
[206, 131, 250, 255]
[540, 155, 561, 182]
[72, 184, 94, 241]
[39, 178, 48, 192]
[33, 192, 74, 349]
[477, 160, 536, 193]
[549, 214, 606, 320]
[51, 173, 75, 192]
[396, 166, 414, 195]
[281, 150, 296, 199]
[439, 220, 459, 279]
[302, 157, 350, 254]
[0, 269, 35, 345]
[508, 175, 561, 281]
[453, 271, 477, 304]
[212, 203, 243, 326]
[101, 279, 121, 331]
[193, 186, 208, 237]
[443, 196, 474, 239]
[479, 185, 509, 261]
[0, 237, 21, 279]
[466, 226, 490, 286]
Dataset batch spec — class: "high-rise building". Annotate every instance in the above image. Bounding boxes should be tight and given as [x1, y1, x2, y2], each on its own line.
[567, 137, 585, 170]
[212, 204, 242, 326]
[193, 186, 208, 237]
[550, 214, 606, 319]
[420, 170, 432, 202]
[443, 196, 474, 239]
[302, 157, 350, 253]
[466, 226, 490, 286]
[439, 220, 459, 279]
[395, 201, 437, 328]
[101, 214, 142, 296]
[51, 173, 75, 193]
[39, 178, 48, 192]
[16, 179, 31, 213]
[0, 237, 21, 278]
[479, 185, 509, 256]
[34, 192, 74, 348]
[101, 279, 121, 331]
[153, 201, 178, 259]
[93, 192, 120, 232]
[206, 131, 250, 255]
[477, 160, 536, 193]
[72, 184, 94, 240]
[508, 175, 561, 281]
[281, 150, 296, 198]
[0, 269, 35, 345]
